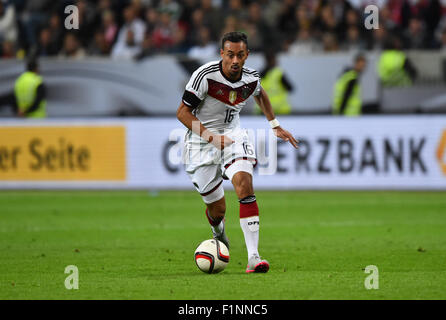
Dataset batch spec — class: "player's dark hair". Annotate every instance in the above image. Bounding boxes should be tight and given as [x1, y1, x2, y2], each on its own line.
[221, 31, 248, 49]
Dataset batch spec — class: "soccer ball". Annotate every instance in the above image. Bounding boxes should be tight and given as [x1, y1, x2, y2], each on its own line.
[194, 239, 229, 274]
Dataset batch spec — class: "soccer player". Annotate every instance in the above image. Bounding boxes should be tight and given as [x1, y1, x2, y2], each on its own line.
[176, 32, 298, 273]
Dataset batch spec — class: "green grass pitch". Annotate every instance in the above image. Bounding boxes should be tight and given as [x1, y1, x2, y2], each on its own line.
[1, 190, 445, 300]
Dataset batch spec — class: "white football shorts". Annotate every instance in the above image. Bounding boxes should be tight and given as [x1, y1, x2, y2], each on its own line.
[183, 128, 257, 204]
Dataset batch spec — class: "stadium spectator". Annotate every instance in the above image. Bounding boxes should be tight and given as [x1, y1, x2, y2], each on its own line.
[59, 33, 86, 60]
[94, 0, 115, 23]
[37, 28, 58, 56]
[384, 0, 412, 30]
[1, 39, 15, 58]
[277, 0, 298, 42]
[136, 30, 156, 59]
[378, 5, 399, 32]
[177, 0, 198, 32]
[288, 28, 320, 55]
[111, 28, 141, 59]
[45, 12, 64, 55]
[344, 7, 361, 30]
[187, 26, 217, 60]
[262, 0, 282, 29]
[130, 0, 146, 20]
[245, 2, 272, 52]
[322, 32, 339, 52]
[144, 7, 159, 36]
[88, 30, 110, 56]
[369, 23, 388, 51]
[158, 0, 182, 21]
[0, 1, 18, 43]
[151, 10, 181, 52]
[295, 4, 312, 32]
[341, 25, 367, 52]
[412, 0, 441, 46]
[440, 29, 446, 52]
[314, 4, 341, 40]
[331, 0, 354, 33]
[342, 7, 362, 41]
[20, 0, 52, 46]
[101, 10, 118, 49]
[220, 15, 239, 39]
[403, 17, 427, 49]
[0, 0, 445, 60]
[200, 0, 223, 41]
[224, 0, 248, 22]
[73, 0, 97, 47]
[112, 6, 146, 54]
[187, 8, 206, 47]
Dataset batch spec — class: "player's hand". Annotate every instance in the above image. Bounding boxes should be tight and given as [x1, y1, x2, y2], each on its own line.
[273, 127, 299, 149]
[17, 110, 25, 118]
[209, 134, 234, 150]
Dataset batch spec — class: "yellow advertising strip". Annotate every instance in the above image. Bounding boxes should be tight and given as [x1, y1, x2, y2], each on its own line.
[0, 126, 126, 181]
[438, 130, 446, 175]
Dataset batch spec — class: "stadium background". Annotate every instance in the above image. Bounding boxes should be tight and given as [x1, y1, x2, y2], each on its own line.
[1, 0, 446, 189]
[1, 0, 446, 300]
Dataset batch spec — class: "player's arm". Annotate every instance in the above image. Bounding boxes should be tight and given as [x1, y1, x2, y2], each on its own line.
[176, 101, 234, 150]
[254, 86, 299, 149]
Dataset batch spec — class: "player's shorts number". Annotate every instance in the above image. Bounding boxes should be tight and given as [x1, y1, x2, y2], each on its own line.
[242, 142, 254, 155]
[224, 109, 235, 123]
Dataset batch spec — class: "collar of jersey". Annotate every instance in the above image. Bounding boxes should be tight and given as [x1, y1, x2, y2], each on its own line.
[219, 60, 242, 83]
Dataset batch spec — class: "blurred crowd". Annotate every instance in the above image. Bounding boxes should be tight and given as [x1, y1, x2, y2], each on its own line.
[0, 0, 446, 60]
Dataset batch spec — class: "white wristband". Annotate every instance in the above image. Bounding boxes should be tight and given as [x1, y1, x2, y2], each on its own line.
[269, 119, 280, 129]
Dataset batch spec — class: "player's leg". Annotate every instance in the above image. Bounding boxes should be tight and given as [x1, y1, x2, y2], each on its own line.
[205, 195, 226, 226]
[204, 195, 230, 249]
[225, 160, 269, 273]
[188, 164, 230, 249]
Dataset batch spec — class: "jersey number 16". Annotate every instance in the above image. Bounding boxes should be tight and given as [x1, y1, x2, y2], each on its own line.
[224, 109, 235, 123]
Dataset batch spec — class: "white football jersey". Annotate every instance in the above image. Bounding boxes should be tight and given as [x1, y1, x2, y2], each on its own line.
[182, 60, 261, 135]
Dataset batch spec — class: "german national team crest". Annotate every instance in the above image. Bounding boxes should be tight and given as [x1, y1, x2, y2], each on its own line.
[229, 91, 237, 104]
[242, 86, 251, 99]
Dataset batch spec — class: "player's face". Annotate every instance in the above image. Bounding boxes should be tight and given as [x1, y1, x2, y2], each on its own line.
[220, 41, 249, 79]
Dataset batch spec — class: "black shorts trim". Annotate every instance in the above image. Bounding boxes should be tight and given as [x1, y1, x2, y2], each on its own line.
[200, 180, 223, 197]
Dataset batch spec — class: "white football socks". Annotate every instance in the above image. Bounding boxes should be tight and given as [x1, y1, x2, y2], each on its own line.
[240, 215, 260, 258]
[239, 195, 260, 258]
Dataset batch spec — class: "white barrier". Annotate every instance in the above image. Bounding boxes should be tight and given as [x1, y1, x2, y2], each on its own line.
[0, 116, 445, 190]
